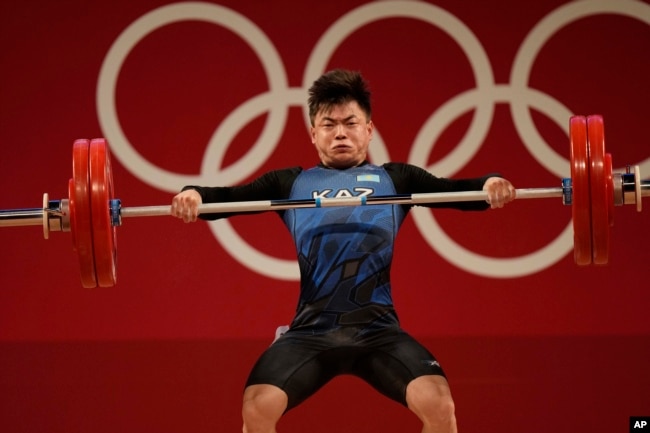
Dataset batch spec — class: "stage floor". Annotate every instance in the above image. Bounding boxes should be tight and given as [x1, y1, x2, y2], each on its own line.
[1, 335, 648, 432]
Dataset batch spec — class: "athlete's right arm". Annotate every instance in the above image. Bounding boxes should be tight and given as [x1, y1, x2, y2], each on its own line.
[170, 166, 302, 223]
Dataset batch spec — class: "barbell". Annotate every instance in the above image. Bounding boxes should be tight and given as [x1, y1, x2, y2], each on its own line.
[0, 114, 648, 288]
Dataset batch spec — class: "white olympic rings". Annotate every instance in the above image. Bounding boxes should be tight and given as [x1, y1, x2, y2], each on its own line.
[97, 0, 650, 279]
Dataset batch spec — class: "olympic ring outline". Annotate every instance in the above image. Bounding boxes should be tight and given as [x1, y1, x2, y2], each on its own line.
[96, 0, 650, 280]
[411, 0, 650, 277]
[97, 2, 289, 191]
[97, 2, 302, 279]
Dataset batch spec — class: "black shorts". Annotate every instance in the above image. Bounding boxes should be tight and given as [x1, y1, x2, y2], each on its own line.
[245, 326, 446, 411]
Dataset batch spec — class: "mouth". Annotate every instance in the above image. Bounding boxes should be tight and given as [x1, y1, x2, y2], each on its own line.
[332, 143, 351, 151]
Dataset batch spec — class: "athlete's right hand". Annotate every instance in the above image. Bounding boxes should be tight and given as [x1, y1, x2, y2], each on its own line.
[171, 189, 202, 223]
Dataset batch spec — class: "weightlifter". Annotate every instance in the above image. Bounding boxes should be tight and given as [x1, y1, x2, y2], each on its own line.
[171, 69, 516, 433]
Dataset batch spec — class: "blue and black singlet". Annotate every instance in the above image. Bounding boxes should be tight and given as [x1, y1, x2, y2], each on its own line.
[187, 162, 492, 336]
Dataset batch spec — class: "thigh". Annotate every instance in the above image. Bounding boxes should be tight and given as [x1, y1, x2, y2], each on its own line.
[245, 333, 339, 411]
[353, 330, 446, 406]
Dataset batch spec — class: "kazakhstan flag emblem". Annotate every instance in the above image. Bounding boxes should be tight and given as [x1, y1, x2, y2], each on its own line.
[356, 174, 380, 182]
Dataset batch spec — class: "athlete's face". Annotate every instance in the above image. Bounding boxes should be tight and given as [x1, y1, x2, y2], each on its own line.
[311, 100, 373, 169]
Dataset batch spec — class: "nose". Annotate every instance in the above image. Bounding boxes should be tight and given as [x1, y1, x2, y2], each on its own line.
[335, 123, 346, 138]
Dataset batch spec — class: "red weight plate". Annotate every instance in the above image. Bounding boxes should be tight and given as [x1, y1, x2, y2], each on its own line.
[569, 116, 592, 265]
[587, 115, 609, 265]
[89, 138, 117, 287]
[605, 153, 614, 227]
[71, 139, 97, 288]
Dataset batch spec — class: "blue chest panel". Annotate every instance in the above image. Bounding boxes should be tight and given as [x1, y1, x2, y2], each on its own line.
[282, 164, 405, 332]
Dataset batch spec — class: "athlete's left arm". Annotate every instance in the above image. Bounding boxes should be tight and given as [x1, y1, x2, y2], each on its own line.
[383, 162, 515, 210]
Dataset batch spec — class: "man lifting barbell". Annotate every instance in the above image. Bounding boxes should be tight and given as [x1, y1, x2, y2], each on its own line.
[0, 67, 648, 432]
[171, 69, 516, 433]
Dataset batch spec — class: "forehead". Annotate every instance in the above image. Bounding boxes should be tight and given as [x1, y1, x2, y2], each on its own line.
[315, 100, 367, 121]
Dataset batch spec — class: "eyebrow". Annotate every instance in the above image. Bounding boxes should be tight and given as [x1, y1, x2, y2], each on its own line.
[320, 114, 360, 123]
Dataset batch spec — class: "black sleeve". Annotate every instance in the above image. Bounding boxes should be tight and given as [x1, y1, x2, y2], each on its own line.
[383, 162, 498, 211]
[181, 166, 302, 220]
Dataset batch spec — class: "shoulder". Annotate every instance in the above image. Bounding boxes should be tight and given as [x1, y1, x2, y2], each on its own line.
[381, 162, 431, 180]
[258, 166, 303, 192]
[257, 166, 303, 183]
[382, 161, 425, 171]
[269, 166, 303, 177]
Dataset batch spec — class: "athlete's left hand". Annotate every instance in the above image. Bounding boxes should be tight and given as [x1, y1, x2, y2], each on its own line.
[483, 177, 516, 209]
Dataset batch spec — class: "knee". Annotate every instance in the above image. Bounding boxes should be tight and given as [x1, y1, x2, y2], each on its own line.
[241, 385, 287, 433]
[430, 396, 456, 426]
[406, 376, 457, 429]
[411, 392, 456, 426]
[241, 398, 263, 433]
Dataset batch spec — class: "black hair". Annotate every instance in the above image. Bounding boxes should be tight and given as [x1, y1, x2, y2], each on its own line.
[307, 69, 371, 125]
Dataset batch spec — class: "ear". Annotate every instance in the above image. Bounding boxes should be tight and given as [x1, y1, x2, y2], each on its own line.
[310, 126, 317, 144]
[367, 120, 374, 140]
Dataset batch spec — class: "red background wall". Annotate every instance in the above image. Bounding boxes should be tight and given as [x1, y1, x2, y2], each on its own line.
[1, 1, 649, 432]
